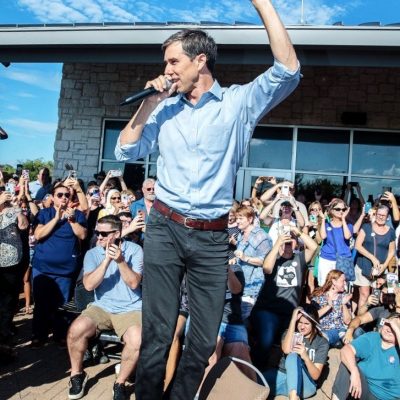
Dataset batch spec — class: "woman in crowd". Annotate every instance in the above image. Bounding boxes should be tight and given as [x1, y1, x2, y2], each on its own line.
[233, 205, 272, 320]
[250, 227, 317, 370]
[303, 201, 323, 300]
[318, 198, 354, 286]
[97, 189, 123, 219]
[355, 204, 396, 313]
[311, 270, 352, 346]
[332, 313, 400, 400]
[264, 306, 329, 400]
[260, 193, 305, 245]
[0, 189, 29, 351]
[31, 184, 87, 346]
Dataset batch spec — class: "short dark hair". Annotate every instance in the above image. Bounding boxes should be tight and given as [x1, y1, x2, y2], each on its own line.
[51, 184, 68, 195]
[118, 211, 132, 219]
[97, 215, 122, 231]
[162, 29, 218, 73]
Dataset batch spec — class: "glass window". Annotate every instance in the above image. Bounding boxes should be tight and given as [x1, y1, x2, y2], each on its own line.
[352, 131, 400, 177]
[297, 129, 349, 173]
[248, 127, 293, 169]
[102, 120, 126, 160]
[295, 173, 346, 204]
[352, 177, 400, 201]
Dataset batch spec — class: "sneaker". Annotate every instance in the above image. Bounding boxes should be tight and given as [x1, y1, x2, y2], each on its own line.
[112, 382, 127, 400]
[68, 372, 88, 399]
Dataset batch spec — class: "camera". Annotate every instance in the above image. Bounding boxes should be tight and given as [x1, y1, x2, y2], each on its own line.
[109, 170, 122, 178]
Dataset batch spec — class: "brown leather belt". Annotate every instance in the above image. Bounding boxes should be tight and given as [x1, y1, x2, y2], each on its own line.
[153, 199, 228, 231]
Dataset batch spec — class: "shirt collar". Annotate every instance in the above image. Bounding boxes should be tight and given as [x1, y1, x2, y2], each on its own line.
[179, 79, 222, 107]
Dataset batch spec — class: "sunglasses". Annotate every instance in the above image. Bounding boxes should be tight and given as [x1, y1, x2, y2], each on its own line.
[56, 192, 71, 199]
[89, 190, 100, 196]
[111, 196, 121, 200]
[310, 208, 321, 212]
[145, 187, 155, 192]
[333, 207, 346, 212]
[94, 230, 117, 237]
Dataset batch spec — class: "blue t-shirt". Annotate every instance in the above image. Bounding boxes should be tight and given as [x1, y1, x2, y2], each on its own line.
[33, 207, 87, 276]
[320, 222, 353, 261]
[83, 241, 143, 313]
[129, 197, 148, 221]
[352, 331, 400, 400]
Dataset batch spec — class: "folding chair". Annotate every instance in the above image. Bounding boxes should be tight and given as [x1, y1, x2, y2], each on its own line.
[198, 356, 270, 400]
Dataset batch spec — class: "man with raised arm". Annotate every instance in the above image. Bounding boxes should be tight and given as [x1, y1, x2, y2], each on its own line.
[115, 1, 300, 399]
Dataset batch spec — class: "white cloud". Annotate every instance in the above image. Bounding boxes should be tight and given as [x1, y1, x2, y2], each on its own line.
[0, 67, 61, 92]
[5, 117, 57, 137]
[6, 105, 20, 111]
[17, 92, 36, 98]
[15, 0, 350, 25]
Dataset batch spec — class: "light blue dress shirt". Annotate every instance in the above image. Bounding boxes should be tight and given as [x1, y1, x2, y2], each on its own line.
[115, 60, 300, 219]
[83, 240, 143, 313]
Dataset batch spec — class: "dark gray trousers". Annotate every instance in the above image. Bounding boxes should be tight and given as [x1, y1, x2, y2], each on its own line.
[135, 208, 228, 400]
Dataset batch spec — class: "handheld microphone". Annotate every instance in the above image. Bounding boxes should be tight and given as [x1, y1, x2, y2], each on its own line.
[120, 80, 172, 106]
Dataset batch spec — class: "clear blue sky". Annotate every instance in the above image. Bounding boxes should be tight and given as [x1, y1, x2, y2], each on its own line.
[0, 0, 399, 167]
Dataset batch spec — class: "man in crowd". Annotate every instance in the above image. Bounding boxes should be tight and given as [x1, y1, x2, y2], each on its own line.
[129, 178, 155, 222]
[67, 215, 143, 400]
[115, 0, 300, 398]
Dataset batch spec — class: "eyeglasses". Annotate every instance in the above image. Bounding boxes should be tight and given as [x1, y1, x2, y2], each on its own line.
[56, 192, 71, 199]
[333, 207, 346, 212]
[94, 230, 117, 237]
[145, 187, 155, 192]
[311, 208, 321, 212]
[111, 196, 121, 200]
[376, 214, 388, 218]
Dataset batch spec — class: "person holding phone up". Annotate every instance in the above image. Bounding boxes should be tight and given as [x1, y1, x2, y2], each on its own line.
[354, 204, 396, 313]
[263, 306, 329, 400]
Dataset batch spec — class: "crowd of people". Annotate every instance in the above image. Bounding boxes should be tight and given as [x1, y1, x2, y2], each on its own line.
[1, 1, 400, 398]
[1, 165, 399, 399]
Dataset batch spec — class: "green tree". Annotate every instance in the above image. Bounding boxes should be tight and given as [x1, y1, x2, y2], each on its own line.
[0, 159, 53, 182]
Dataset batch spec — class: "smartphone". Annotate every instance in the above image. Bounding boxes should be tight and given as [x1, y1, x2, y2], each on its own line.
[364, 202, 372, 213]
[121, 194, 129, 206]
[281, 185, 290, 197]
[114, 238, 121, 246]
[379, 318, 387, 327]
[372, 288, 380, 299]
[68, 170, 77, 179]
[309, 214, 318, 224]
[382, 186, 392, 193]
[291, 332, 303, 350]
[110, 169, 122, 177]
[5, 182, 15, 195]
[348, 181, 358, 187]
[22, 169, 29, 179]
[282, 225, 291, 235]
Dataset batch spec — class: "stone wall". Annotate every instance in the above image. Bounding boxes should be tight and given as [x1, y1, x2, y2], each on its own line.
[54, 63, 400, 182]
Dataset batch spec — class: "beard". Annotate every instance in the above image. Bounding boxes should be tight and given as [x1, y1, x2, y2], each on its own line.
[146, 194, 156, 201]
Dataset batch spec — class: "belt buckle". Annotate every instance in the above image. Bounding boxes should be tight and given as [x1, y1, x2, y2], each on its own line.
[183, 217, 195, 229]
